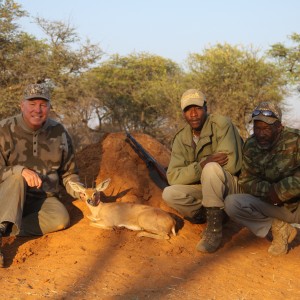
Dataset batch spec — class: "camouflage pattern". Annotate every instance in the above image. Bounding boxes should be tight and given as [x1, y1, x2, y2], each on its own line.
[166, 114, 243, 185]
[0, 114, 80, 198]
[252, 101, 282, 124]
[24, 83, 51, 101]
[239, 126, 300, 210]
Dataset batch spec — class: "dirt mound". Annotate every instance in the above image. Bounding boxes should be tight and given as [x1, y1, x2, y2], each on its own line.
[1, 132, 300, 299]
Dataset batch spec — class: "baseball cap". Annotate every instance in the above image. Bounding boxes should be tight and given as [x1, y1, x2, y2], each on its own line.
[251, 101, 282, 124]
[24, 83, 51, 101]
[181, 89, 206, 111]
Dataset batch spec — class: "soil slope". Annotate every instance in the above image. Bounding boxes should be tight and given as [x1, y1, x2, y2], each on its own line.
[1, 132, 300, 300]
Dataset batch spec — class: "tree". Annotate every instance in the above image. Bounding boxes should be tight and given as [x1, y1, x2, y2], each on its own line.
[0, 1, 104, 149]
[89, 53, 185, 142]
[0, 0, 47, 117]
[268, 33, 300, 87]
[187, 44, 286, 138]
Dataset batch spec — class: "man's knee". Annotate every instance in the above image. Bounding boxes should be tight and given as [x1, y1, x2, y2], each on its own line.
[162, 186, 186, 206]
[224, 194, 240, 217]
[40, 198, 70, 234]
[0, 173, 25, 189]
[201, 162, 224, 180]
[54, 206, 70, 230]
[162, 186, 174, 204]
[50, 204, 70, 232]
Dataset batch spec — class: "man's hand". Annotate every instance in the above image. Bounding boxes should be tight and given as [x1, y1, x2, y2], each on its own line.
[200, 152, 229, 169]
[21, 168, 43, 188]
[265, 185, 282, 206]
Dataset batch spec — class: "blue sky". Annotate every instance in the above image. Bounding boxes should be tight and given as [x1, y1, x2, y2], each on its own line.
[16, 0, 300, 124]
[17, 0, 300, 64]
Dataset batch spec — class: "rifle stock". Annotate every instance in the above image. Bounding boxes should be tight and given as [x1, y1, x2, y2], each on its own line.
[125, 131, 169, 185]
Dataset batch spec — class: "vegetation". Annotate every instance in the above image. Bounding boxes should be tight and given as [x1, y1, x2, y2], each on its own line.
[0, 0, 298, 149]
[187, 44, 286, 138]
[86, 53, 186, 141]
[269, 33, 300, 87]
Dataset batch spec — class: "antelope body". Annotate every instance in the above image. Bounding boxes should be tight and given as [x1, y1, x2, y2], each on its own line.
[69, 179, 176, 240]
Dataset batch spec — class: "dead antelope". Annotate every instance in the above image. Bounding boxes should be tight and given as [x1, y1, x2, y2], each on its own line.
[69, 179, 176, 240]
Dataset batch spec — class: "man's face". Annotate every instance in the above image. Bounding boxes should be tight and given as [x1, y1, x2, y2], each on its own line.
[21, 99, 50, 130]
[253, 120, 282, 149]
[183, 105, 207, 131]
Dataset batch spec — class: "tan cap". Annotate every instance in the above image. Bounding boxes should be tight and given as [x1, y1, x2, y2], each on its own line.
[181, 89, 206, 111]
[252, 101, 282, 124]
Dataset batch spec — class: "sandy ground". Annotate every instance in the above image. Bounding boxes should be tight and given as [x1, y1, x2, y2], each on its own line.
[1, 132, 300, 300]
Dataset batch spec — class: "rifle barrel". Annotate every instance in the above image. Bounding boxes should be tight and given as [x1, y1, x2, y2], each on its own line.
[125, 131, 168, 184]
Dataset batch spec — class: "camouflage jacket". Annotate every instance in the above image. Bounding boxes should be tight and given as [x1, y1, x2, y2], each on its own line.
[239, 126, 300, 208]
[0, 114, 81, 198]
[166, 114, 243, 185]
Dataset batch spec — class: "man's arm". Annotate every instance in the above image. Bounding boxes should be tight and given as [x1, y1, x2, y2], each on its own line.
[213, 118, 243, 175]
[167, 137, 202, 185]
[238, 150, 272, 198]
[59, 131, 82, 199]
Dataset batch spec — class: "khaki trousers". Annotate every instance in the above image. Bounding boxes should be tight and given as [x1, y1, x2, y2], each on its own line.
[162, 162, 240, 218]
[0, 173, 70, 236]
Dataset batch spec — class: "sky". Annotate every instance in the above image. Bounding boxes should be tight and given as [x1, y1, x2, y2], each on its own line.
[16, 0, 300, 125]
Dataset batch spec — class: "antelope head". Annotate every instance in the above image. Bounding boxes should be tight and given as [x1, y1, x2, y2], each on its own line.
[69, 178, 111, 218]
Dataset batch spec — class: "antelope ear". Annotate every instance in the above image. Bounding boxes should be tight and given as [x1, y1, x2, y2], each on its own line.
[69, 181, 86, 194]
[95, 178, 111, 192]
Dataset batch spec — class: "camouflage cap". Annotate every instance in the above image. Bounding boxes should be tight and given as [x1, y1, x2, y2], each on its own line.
[181, 89, 206, 111]
[252, 101, 282, 124]
[24, 83, 51, 101]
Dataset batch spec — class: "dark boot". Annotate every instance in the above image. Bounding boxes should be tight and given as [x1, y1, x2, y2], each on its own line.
[184, 206, 206, 224]
[0, 222, 9, 268]
[196, 207, 223, 253]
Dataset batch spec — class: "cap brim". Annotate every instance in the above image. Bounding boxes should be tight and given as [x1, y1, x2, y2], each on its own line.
[25, 95, 50, 101]
[252, 115, 278, 124]
[181, 99, 205, 111]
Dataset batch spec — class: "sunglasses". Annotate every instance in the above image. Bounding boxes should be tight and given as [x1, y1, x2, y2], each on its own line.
[252, 109, 278, 119]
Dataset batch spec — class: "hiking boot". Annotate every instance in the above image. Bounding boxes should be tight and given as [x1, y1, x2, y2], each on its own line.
[196, 207, 223, 253]
[268, 219, 297, 256]
[184, 206, 206, 224]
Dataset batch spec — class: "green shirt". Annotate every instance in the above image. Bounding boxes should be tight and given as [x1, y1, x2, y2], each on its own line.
[166, 114, 243, 185]
[0, 114, 81, 198]
[239, 126, 300, 206]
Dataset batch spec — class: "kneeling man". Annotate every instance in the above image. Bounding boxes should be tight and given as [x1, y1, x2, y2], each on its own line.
[225, 102, 300, 256]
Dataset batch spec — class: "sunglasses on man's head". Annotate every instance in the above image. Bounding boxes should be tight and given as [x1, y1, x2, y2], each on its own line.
[252, 109, 278, 119]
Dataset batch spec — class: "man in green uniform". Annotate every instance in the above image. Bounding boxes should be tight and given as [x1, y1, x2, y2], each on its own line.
[0, 82, 83, 267]
[225, 102, 300, 255]
[162, 89, 243, 253]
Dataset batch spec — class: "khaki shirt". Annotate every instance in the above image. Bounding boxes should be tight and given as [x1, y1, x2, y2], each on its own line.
[167, 114, 243, 185]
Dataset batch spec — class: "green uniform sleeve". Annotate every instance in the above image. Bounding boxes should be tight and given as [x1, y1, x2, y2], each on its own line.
[239, 129, 300, 202]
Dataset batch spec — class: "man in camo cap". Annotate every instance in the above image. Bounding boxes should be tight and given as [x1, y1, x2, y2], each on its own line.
[0, 82, 84, 267]
[225, 101, 300, 256]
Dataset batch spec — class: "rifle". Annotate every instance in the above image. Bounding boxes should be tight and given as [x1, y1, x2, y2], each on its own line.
[125, 131, 169, 186]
